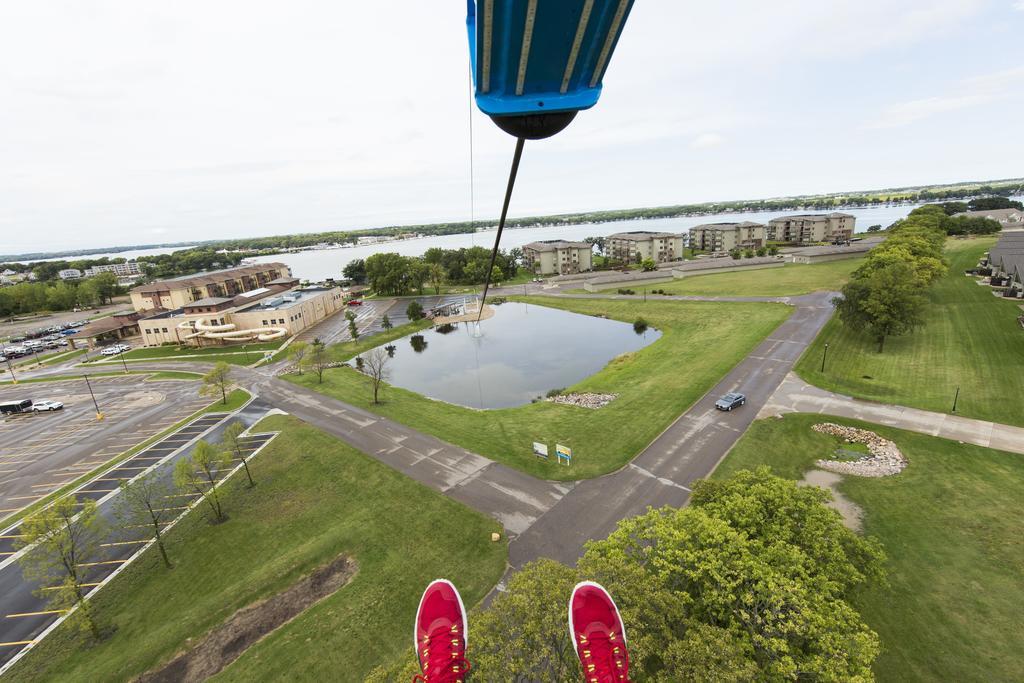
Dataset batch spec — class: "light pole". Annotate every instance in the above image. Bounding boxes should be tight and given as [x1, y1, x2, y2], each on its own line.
[3, 356, 16, 384]
[119, 346, 129, 374]
[820, 342, 829, 373]
[83, 374, 103, 420]
[952, 386, 960, 413]
[242, 345, 251, 364]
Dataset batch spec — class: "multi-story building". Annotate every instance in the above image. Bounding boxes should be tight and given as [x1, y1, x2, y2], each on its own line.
[688, 222, 766, 253]
[139, 284, 345, 347]
[767, 212, 856, 244]
[129, 263, 291, 312]
[606, 231, 685, 264]
[955, 208, 1024, 228]
[84, 262, 144, 278]
[58, 269, 82, 280]
[522, 240, 593, 275]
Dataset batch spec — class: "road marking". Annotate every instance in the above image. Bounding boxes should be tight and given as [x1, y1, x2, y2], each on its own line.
[31, 482, 74, 489]
[40, 582, 99, 591]
[0, 534, 26, 539]
[100, 540, 148, 547]
[81, 488, 118, 494]
[6, 610, 68, 618]
[0, 641, 34, 647]
[77, 559, 126, 567]
[153, 506, 189, 512]
[3, 495, 42, 502]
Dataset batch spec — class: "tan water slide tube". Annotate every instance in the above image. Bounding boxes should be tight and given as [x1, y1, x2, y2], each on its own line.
[177, 318, 288, 342]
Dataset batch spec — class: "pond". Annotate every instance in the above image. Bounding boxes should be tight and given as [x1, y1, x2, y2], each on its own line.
[364, 302, 661, 409]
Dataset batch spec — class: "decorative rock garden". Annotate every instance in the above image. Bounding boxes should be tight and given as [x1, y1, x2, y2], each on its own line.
[812, 422, 907, 477]
[549, 393, 618, 409]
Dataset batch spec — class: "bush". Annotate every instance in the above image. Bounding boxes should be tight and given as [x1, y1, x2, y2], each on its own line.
[633, 318, 649, 333]
[545, 388, 566, 398]
[406, 301, 424, 321]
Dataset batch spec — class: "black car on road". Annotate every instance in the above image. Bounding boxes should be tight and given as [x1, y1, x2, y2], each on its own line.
[715, 392, 746, 411]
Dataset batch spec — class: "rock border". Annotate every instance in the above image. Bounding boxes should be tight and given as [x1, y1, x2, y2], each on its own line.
[549, 393, 618, 409]
[812, 423, 907, 477]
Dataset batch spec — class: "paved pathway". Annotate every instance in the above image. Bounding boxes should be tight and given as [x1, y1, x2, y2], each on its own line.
[763, 373, 1024, 455]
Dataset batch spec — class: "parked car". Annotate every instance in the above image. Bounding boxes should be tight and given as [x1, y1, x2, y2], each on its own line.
[0, 356, 6, 363]
[100, 347, 121, 356]
[31, 400, 64, 412]
[347, 300, 363, 306]
[715, 392, 747, 411]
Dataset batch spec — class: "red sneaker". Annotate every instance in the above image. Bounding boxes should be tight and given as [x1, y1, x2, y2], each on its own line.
[413, 579, 471, 683]
[569, 581, 632, 683]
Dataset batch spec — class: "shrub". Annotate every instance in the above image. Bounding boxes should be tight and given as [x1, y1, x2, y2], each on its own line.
[633, 318, 649, 333]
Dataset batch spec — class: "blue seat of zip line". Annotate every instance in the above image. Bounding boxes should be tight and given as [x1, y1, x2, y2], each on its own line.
[466, 0, 635, 139]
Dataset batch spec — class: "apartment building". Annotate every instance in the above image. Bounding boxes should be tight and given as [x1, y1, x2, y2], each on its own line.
[522, 240, 593, 275]
[688, 222, 767, 253]
[956, 208, 1024, 228]
[58, 269, 83, 280]
[606, 231, 685, 264]
[982, 232, 1024, 298]
[129, 263, 291, 312]
[140, 285, 344, 347]
[767, 212, 856, 244]
[84, 262, 144, 278]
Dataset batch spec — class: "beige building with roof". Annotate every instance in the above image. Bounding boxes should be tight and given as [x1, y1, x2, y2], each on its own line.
[522, 240, 593, 275]
[688, 222, 766, 253]
[139, 285, 344, 348]
[767, 213, 855, 244]
[129, 263, 291, 313]
[955, 208, 1024, 228]
[606, 231, 685, 264]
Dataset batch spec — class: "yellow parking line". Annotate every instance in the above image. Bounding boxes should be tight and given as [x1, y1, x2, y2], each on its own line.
[153, 506, 189, 512]
[6, 610, 68, 618]
[0, 508, 23, 513]
[163, 492, 199, 499]
[100, 540, 148, 547]
[39, 582, 99, 591]
[0, 534, 26, 539]
[0, 640, 34, 646]
[4, 495, 42, 502]
[77, 559, 126, 567]
[81, 488, 118, 494]
[31, 482, 73, 489]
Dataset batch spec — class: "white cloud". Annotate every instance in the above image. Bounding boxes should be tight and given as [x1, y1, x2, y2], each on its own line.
[1014, 1, 1024, 11]
[865, 64, 1024, 128]
[691, 133, 725, 149]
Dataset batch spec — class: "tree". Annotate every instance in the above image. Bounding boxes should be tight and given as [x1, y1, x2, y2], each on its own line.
[640, 258, 657, 272]
[360, 346, 391, 404]
[835, 262, 927, 352]
[288, 340, 309, 375]
[201, 362, 232, 404]
[381, 314, 393, 331]
[309, 338, 330, 383]
[116, 472, 175, 568]
[406, 300, 424, 321]
[427, 262, 446, 295]
[348, 318, 359, 340]
[767, 245, 779, 256]
[17, 496, 105, 639]
[365, 253, 412, 295]
[410, 334, 428, 353]
[92, 272, 119, 305]
[729, 248, 742, 260]
[342, 258, 367, 284]
[174, 440, 231, 523]
[968, 196, 1023, 211]
[866, 224, 883, 232]
[221, 421, 255, 487]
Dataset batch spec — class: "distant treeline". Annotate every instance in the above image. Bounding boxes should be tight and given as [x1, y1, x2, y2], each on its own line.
[5, 178, 1023, 262]
[1, 249, 245, 283]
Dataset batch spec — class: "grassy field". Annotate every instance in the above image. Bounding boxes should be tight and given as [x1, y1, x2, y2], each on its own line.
[7, 414, 506, 683]
[117, 341, 281, 362]
[714, 413, 1024, 683]
[795, 237, 1024, 426]
[656, 257, 863, 297]
[288, 296, 791, 480]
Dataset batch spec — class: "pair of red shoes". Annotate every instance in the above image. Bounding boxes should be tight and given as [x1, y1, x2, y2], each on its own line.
[413, 579, 631, 682]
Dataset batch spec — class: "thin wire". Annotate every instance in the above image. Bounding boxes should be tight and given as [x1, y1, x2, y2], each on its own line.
[477, 136, 526, 323]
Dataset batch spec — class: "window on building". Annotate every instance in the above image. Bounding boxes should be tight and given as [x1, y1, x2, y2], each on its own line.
[262, 320, 268, 326]
[162, 328, 168, 333]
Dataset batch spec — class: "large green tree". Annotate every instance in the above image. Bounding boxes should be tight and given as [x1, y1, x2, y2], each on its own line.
[835, 262, 927, 352]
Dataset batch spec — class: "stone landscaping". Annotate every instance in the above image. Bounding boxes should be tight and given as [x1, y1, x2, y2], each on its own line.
[812, 422, 907, 477]
[549, 392, 618, 409]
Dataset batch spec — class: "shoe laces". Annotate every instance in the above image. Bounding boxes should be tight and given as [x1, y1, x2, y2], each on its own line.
[413, 623, 471, 683]
[578, 630, 631, 683]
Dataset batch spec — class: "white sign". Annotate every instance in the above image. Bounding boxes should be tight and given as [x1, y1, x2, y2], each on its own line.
[532, 442, 549, 459]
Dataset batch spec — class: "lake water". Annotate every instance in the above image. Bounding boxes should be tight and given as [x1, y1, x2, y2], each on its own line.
[249, 203, 927, 280]
[18, 245, 198, 264]
[366, 301, 661, 409]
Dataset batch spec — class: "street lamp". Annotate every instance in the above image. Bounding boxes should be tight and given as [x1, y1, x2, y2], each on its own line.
[952, 386, 960, 413]
[820, 342, 829, 373]
[119, 346, 129, 374]
[3, 356, 16, 384]
[83, 374, 103, 420]
[242, 345, 251, 364]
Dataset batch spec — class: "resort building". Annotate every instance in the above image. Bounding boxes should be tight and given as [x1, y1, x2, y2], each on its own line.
[139, 285, 345, 347]
[129, 263, 291, 312]
[766, 213, 856, 244]
[687, 222, 766, 253]
[981, 232, 1024, 298]
[606, 231, 685, 264]
[522, 240, 593, 275]
[956, 208, 1024, 228]
[58, 269, 82, 280]
[84, 262, 144, 278]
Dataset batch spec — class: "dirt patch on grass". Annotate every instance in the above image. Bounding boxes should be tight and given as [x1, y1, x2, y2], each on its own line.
[137, 555, 357, 683]
[799, 469, 863, 532]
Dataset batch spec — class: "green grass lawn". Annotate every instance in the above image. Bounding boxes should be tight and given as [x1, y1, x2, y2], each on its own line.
[118, 341, 281, 362]
[714, 413, 1024, 683]
[646, 257, 862, 297]
[288, 296, 791, 480]
[144, 370, 203, 381]
[795, 237, 1024, 426]
[7, 414, 506, 683]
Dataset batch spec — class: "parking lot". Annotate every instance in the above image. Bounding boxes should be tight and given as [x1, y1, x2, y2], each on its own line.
[0, 376, 209, 520]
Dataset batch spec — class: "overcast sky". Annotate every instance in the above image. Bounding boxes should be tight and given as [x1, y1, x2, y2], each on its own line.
[1, 1, 1022, 255]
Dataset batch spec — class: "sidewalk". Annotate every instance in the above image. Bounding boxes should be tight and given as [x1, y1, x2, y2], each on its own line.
[763, 373, 1024, 455]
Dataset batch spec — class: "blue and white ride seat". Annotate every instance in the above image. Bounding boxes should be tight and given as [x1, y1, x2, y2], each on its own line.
[466, 0, 635, 139]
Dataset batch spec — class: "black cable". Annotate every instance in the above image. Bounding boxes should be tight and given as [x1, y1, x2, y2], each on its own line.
[477, 136, 526, 323]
